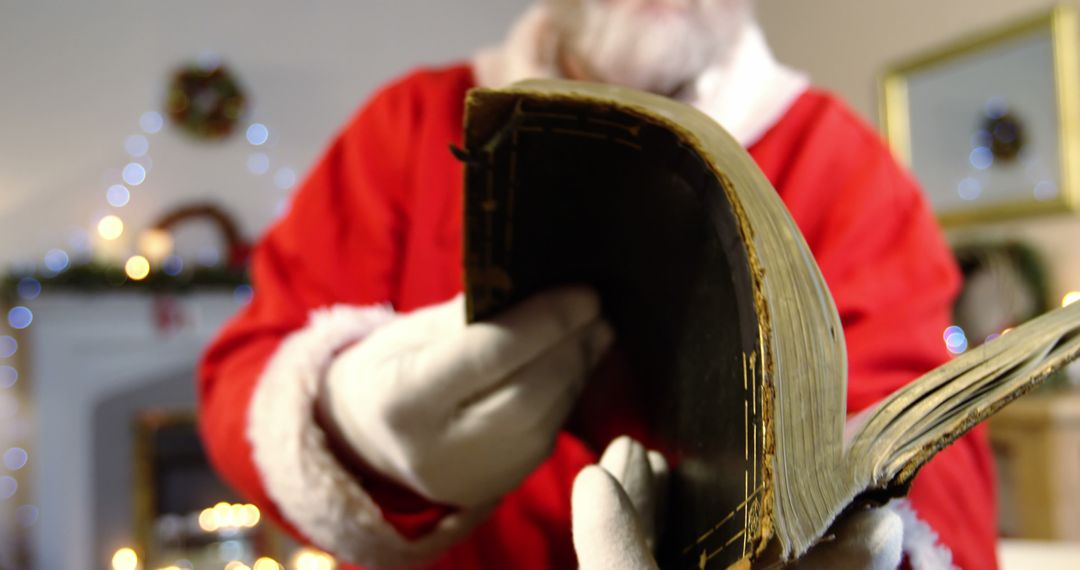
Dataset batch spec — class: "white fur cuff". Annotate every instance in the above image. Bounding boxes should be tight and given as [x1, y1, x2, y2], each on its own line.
[891, 499, 956, 570]
[247, 304, 490, 568]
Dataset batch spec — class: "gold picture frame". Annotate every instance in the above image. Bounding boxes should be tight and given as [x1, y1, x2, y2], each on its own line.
[880, 5, 1080, 225]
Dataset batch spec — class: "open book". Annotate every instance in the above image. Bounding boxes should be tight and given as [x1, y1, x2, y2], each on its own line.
[459, 80, 1080, 569]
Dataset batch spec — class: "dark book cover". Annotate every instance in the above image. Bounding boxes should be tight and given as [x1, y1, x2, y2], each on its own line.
[461, 85, 769, 568]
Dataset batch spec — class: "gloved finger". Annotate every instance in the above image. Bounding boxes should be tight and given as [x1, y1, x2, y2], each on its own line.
[598, 436, 664, 547]
[646, 449, 669, 546]
[408, 286, 602, 403]
[793, 506, 903, 570]
[572, 465, 660, 570]
[373, 294, 468, 348]
[459, 318, 613, 433]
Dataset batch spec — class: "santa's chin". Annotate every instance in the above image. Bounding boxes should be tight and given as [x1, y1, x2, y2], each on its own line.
[551, 0, 745, 95]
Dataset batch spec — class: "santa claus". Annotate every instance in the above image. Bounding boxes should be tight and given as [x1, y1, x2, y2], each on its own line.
[198, 1, 998, 568]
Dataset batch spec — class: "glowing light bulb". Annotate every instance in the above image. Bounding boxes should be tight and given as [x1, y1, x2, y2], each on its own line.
[198, 507, 219, 532]
[214, 501, 233, 528]
[230, 503, 247, 527]
[139, 229, 173, 263]
[244, 504, 260, 527]
[294, 549, 335, 570]
[125, 256, 150, 281]
[111, 547, 138, 570]
[1063, 291, 1080, 307]
[98, 216, 124, 241]
[253, 557, 280, 570]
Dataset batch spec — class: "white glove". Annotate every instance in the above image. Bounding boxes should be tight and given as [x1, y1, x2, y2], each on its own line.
[572, 436, 668, 570]
[321, 287, 613, 508]
[791, 506, 903, 570]
[571, 437, 903, 570]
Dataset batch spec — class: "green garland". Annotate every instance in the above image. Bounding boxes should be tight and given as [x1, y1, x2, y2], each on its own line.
[1, 262, 248, 305]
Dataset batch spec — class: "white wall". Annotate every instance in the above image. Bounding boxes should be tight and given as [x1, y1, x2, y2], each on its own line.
[0, 0, 531, 269]
[756, 0, 1080, 303]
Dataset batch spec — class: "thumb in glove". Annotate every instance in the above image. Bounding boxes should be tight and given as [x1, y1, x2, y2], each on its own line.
[572, 436, 668, 570]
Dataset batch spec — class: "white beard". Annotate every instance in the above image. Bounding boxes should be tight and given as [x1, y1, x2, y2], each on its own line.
[547, 0, 750, 96]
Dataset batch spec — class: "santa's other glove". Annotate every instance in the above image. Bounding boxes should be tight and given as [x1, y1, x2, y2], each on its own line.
[572, 436, 904, 570]
[791, 504, 903, 570]
[320, 287, 613, 508]
[572, 436, 668, 570]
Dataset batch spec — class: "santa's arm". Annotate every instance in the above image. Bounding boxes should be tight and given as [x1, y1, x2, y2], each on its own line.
[197, 72, 481, 568]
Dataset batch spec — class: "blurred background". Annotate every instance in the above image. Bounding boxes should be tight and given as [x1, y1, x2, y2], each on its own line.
[1, 0, 1079, 568]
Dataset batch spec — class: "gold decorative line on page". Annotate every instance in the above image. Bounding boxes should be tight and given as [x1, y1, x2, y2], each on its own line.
[742, 471, 749, 556]
[507, 131, 518, 254]
[697, 529, 747, 569]
[520, 110, 579, 121]
[551, 127, 609, 141]
[684, 485, 765, 554]
[585, 116, 642, 135]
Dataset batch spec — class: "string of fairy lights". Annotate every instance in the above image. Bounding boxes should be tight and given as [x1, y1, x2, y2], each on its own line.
[0, 68, 304, 567]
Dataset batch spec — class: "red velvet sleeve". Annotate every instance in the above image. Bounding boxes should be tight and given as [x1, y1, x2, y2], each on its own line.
[197, 70, 456, 544]
[753, 91, 998, 569]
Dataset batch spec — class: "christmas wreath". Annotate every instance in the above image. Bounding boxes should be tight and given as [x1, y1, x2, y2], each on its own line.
[166, 62, 248, 140]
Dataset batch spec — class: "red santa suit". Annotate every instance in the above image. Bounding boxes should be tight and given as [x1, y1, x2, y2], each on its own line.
[198, 6, 997, 569]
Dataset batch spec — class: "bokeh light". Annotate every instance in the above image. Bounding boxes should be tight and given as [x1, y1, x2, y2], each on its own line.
[107, 184, 131, 208]
[234, 285, 254, 305]
[198, 507, 219, 532]
[0, 476, 16, 500]
[162, 255, 184, 276]
[943, 325, 968, 355]
[969, 147, 993, 170]
[43, 249, 70, 274]
[1034, 180, 1058, 201]
[957, 177, 981, 201]
[139, 229, 174, 262]
[112, 547, 138, 570]
[274, 167, 297, 190]
[0, 366, 17, 389]
[3, 448, 28, 471]
[253, 557, 280, 570]
[247, 152, 270, 175]
[7, 307, 33, 330]
[294, 549, 335, 570]
[246, 123, 269, 146]
[125, 134, 150, 157]
[224, 562, 250, 570]
[122, 163, 147, 186]
[98, 215, 125, 241]
[125, 256, 151, 281]
[16, 277, 41, 301]
[0, 336, 16, 359]
[1064, 291, 1080, 307]
[140, 111, 164, 134]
